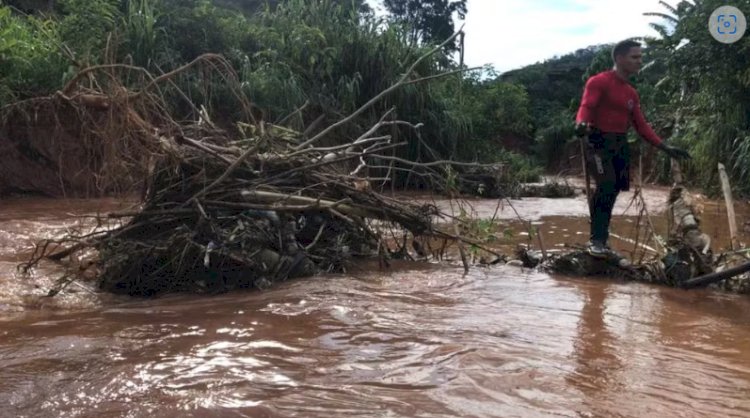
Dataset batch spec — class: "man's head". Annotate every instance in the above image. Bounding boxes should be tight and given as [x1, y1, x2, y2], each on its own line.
[612, 40, 642, 76]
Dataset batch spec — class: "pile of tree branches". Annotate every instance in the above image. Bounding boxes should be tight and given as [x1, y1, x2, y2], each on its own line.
[19, 31, 507, 296]
[58, 117, 441, 296]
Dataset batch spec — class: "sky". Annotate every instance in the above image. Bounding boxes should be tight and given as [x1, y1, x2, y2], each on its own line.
[369, 0, 666, 73]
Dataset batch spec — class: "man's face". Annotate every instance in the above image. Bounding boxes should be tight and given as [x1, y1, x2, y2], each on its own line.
[616, 47, 643, 75]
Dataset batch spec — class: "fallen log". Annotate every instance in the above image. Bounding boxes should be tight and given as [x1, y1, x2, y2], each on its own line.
[681, 260, 750, 289]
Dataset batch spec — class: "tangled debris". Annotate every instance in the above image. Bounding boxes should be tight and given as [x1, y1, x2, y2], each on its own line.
[516, 179, 576, 198]
[515, 167, 750, 294]
[84, 120, 446, 295]
[15, 33, 509, 297]
[16, 66, 423, 295]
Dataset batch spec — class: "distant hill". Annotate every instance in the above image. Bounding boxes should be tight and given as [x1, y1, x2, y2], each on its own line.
[499, 44, 612, 129]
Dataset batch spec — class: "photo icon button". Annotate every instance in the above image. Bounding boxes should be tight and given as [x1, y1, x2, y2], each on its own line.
[709, 6, 746, 43]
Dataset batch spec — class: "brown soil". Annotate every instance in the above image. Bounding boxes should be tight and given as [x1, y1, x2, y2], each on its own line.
[1, 96, 142, 197]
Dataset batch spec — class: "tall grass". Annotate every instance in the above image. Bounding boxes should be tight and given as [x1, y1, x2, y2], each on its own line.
[0, 6, 66, 102]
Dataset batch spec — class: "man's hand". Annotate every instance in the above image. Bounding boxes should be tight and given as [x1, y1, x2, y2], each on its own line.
[658, 143, 691, 160]
[574, 122, 593, 138]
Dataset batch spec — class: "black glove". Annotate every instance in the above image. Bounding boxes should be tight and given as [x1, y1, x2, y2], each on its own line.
[574, 122, 592, 138]
[658, 143, 691, 160]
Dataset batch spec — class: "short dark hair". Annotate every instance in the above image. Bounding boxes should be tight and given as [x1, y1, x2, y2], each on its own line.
[612, 40, 641, 62]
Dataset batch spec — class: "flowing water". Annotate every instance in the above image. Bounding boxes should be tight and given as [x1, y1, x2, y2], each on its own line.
[1, 193, 750, 418]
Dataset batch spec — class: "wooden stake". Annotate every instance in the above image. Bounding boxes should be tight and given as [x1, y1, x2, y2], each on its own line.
[718, 163, 739, 250]
[536, 225, 548, 261]
[453, 223, 470, 275]
[579, 136, 592, 217]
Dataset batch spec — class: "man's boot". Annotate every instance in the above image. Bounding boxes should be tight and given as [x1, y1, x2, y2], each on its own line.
[587, 241, 631, 267]
[587, 240, 608, 258]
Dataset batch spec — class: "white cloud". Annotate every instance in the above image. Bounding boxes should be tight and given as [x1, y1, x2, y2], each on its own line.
[368, 0, 667, 72]
[464, 0, 665, 71]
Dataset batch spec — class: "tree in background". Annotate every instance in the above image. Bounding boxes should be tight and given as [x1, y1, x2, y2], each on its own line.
[644, 0, 750, 194]
[382, 0, 466, 50]
[500, 45, 604, 171]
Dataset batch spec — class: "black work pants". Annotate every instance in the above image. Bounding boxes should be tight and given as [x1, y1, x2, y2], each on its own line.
[586, 132, 630, 245]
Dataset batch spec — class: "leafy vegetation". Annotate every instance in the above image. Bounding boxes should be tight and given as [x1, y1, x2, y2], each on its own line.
[0, 6, 65, 102]
[1, 0, 541, 192]
[642, 0, 750, 194]
[1, 0, 749, 195]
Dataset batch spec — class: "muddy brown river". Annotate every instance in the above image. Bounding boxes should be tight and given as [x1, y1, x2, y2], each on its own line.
[2, 191, 750, 417]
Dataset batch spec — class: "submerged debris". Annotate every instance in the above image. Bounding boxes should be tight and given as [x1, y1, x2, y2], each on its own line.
[513, 177, 750, 294]
[516, 180, 576, 198]
[17, 47, 502, 297]
[86, 128, 441, 296]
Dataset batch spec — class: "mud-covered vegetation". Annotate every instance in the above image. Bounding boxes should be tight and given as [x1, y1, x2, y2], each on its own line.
[0, 0, 541, 197]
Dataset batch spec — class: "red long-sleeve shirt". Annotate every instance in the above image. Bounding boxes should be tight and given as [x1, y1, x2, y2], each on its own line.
[576, 70, 661, 146]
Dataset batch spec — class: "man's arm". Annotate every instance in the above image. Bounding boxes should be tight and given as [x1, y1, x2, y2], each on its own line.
[631, 95, 662, 146]
[632, 94, 691, 159]
[576, 76, 604, 124]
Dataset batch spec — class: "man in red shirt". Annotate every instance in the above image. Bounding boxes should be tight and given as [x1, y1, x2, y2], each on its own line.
[575, 39, 689, 260]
